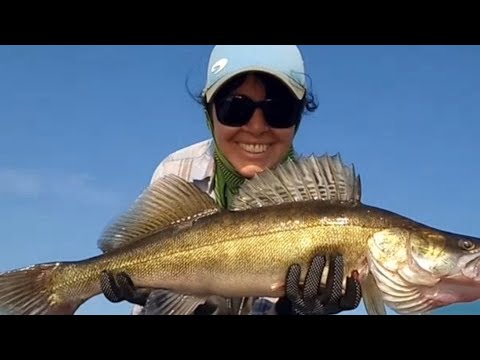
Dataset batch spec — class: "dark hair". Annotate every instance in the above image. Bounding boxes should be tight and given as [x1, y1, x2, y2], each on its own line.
[186, 71, 318, 116]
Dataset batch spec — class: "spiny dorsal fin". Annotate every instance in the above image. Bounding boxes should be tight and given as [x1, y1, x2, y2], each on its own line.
[98, 175, 220, 253]
[229, 153, 361, 211]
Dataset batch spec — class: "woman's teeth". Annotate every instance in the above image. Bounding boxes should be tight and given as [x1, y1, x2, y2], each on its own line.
[239, 143, 269, 154]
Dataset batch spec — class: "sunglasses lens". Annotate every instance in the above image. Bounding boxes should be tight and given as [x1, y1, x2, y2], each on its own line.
[262, 98, 301, 129]
[216, 97, 254, 127]
[215, 96, 302, 129]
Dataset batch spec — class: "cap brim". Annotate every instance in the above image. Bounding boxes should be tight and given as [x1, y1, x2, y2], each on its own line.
[204, 66, 306, 103]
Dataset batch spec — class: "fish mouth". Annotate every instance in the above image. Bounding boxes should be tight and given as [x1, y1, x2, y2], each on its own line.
[420, 273, 480, 310]
[461, 253, 480, 280]
[408, 248, 480, 311]
[423, 254, 480, 308]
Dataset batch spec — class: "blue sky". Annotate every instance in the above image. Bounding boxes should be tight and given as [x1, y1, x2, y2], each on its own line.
[0, 45, 479, 315]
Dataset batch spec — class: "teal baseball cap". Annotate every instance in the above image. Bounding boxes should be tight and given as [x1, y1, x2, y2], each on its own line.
[203, 45, 307, 103]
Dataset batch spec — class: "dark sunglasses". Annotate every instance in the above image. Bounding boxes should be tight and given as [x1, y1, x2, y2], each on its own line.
[214, 95, 303, 129]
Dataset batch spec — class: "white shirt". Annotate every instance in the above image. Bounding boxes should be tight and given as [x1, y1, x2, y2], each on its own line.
[150, 138, 216, 195]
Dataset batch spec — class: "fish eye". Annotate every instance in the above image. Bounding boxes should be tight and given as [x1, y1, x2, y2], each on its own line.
[458, 239, 476, 251]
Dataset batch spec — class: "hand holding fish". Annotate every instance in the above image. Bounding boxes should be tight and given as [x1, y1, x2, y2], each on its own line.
[275, 254, 362, 315]
[100, 271, 229, 315]
[100, 271, 150, 306]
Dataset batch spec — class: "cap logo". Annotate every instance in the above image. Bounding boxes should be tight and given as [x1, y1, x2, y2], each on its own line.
[211, 58, 228, 75]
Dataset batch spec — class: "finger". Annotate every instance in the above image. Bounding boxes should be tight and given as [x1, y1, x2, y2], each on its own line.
[116, 272, 135, 298]
[285, 264, 302, 303]
[304, 255, 326, 303]
[321, 255, 344, 304]
[116, 272, 150, 306]
[339, 275, 362, 310]
[100, 271, 123, 303]
[116, 272, 138, 302]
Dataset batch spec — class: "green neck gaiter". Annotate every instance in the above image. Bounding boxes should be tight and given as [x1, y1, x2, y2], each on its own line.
[205, 110, 296, 208]
[214, 145, 295, 209]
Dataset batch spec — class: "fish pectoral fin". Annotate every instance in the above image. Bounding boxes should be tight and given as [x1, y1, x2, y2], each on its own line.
[362, 272, 387, 315]
[143, 289, 207, 315]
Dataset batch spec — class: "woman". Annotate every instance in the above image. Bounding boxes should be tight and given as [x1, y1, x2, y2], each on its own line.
[100, 45, 362, 315]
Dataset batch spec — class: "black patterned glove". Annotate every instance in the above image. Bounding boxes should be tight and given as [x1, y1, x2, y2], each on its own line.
[275, 254, 362, 315]
[99, 270, 225, 315]
[99, 270, 152, 306]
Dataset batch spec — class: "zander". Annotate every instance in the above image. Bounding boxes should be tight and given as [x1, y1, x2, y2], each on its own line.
[1, 154, 479, 316]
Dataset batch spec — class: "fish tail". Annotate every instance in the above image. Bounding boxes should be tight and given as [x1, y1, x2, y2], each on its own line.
[0, 262, 83, 315]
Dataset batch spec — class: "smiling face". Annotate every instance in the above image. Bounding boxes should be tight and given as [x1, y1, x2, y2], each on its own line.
[209, 73, 301, 179]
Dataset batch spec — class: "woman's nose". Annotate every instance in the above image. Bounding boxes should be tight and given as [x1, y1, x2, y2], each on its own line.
[244, 108, 269, 134]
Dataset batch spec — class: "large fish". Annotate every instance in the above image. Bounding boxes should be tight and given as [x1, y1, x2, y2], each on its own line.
[1, 154, 480, 315]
